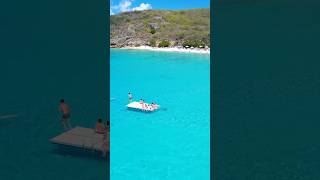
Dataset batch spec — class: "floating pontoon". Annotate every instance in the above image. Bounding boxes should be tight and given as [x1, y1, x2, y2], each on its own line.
[50, 127, 109, 152]
[126, 101, 160, 112]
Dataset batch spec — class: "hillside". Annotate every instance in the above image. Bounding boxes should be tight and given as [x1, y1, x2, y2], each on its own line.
[110, 8, 210, 48]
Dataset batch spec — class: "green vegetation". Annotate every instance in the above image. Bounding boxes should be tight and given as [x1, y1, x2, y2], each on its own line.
[110, 8, 210, 47]
[182, 40, 206, 48]
[150, 29, 156, 34]
[158, 40, 170, 47]
[149, 39, 156, 47]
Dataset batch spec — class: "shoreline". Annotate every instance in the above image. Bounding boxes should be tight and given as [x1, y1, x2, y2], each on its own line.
[114, 46, 210, 54]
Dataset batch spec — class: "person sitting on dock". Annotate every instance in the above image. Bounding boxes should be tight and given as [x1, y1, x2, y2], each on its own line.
[151, 102, 159, 110]
[101, 121, 110, 157]
[143, 102, 149, 111]
[102, 133, 109, 157]
[139, 99, 145, 110]
[95, 118, 106, 134]
[128, 92, 133, 102]
[106, 120, 110, 133]
[147, 104, 154, 111]
[59, 99, 72, 130]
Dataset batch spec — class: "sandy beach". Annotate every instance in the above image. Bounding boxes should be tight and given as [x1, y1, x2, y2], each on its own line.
[119, 46, 210, 54]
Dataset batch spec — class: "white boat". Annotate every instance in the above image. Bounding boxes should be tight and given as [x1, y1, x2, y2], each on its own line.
[126, 101, 160, 112]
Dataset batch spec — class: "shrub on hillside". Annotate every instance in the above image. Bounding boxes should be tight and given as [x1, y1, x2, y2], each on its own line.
[150, 29, 156, 34]
[182, 40, 205, 48]
[149, 39, 156, 47]
[158, 40, 170, 47]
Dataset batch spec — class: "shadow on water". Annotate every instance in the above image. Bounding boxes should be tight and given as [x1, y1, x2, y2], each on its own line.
[51, 145, 109, 162]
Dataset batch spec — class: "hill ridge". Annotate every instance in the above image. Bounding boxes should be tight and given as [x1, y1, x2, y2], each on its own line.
[110, 8, 210, 48]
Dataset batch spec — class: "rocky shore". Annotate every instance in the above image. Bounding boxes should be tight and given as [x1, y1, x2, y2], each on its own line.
[115, 46, 210, 54]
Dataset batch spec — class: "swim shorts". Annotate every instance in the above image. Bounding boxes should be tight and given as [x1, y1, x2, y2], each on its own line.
[62, 113, 70, 119]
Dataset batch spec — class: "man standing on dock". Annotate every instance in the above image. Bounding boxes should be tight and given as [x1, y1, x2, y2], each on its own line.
[59, 99, 72, 130]
[128, 92, 133, 102]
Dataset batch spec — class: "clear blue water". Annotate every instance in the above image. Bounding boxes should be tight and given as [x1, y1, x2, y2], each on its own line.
[110, 49, 210, 180]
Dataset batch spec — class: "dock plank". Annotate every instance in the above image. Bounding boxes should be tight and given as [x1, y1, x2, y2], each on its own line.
[50, 126, 109, 152]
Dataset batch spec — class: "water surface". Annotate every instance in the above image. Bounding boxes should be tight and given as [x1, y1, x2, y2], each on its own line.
[111, 49, 210, 180]
[214, 1, 320, 179]
[0, 0, 108, 179]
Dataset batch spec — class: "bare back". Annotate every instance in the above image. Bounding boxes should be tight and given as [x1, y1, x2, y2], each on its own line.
[60, 103, 70, 114]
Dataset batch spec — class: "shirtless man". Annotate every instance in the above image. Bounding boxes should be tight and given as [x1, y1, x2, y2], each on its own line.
[95, 118, 105, 134]
[102, 121, 110, 157]
[59, 99, 72, 130]
[106, 120, 110, 133]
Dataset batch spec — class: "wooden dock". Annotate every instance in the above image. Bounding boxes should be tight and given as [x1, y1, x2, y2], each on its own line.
[50, 126, 109, 152]
[126, 101, 160, 112]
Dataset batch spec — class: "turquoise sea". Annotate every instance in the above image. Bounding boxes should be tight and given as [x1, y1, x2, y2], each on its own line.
[110, 49, 210, 179]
